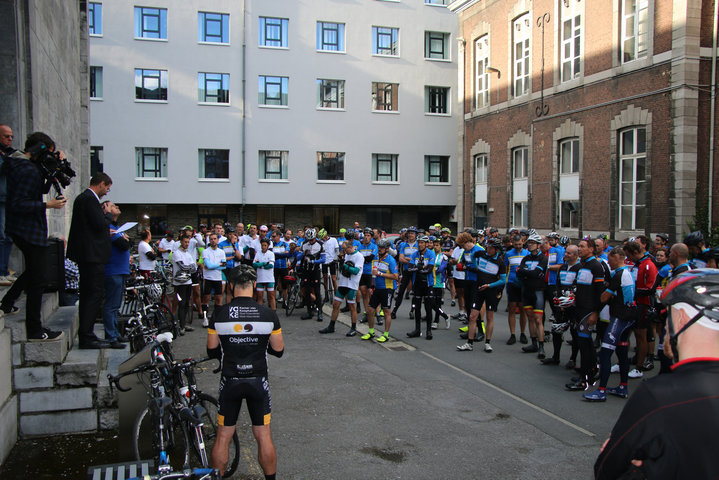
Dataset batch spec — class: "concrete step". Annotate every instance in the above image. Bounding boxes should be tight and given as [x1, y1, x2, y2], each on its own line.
[13, 305, 78, 366]
[5, 292, 60, 344]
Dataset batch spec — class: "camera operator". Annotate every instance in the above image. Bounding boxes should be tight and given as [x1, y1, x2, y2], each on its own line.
[0, 132, 66, 341]
[67, 171, 114, 349]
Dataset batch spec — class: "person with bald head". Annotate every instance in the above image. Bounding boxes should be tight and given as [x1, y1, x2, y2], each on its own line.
[0, 124, 16, 286]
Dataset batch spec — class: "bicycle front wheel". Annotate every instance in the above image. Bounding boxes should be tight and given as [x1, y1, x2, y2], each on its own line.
[286, 283, 299, 317]
[192, 393, 239, 478]
[133, 405, 185, 469]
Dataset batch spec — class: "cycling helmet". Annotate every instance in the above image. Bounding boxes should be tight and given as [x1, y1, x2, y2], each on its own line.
[527, 234, 542, 244]
[339, 227, 347, 234]
[477, 229, 485, 236]
[551, 321, 570, 334]
[260, 237, 270, 245]
[660, 268, 719, 336]
[174, 271, 190, 284]
[428, 235, 437, 242]
[528, 228, 537, 235]
[276, 223, 285, 230]
[486, 238, 502, 249]
[378, 238, 392, 249]
[509, 228, 520, 235]
[417, 228, 426, 235]
[305, 228, 317, 240]
[318, 228, 327, 238]
[656, 233, 669, 243]
[344, 230, 355, 241]
[466, 228, 478, 237]
[288, 240, 297, 246]
[225, 264, 257, 284]
[407, 226, 418, 234]
[559, 235, 570, 246]
[441, 227, 451, 234]
[554, 294, 575, 308]
[519, 229, 529, 236]
[363, 227, 373, 235]
[548, 232, 560, 239]
[489, 227, 498, 234]
[399, 228, 408, 234]
[683, 231, 705, 246]
[417, 235, 430, 242]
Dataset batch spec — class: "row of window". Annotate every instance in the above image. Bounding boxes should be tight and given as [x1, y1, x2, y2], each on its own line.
[473, 126, 647, 231]
[90, 147, 451, 184]
[88, 4, 452, 61]
[89, 67, 451, 114]
[473, 0, 649, 108]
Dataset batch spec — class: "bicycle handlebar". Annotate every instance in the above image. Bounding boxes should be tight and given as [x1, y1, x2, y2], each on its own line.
[108, 356, 219, 393]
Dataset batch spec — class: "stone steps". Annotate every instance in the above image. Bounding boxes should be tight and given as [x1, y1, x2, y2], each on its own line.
[5, 291, 131, 437]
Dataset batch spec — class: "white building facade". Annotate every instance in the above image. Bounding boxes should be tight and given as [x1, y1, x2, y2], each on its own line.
[89, 0, 458, 234]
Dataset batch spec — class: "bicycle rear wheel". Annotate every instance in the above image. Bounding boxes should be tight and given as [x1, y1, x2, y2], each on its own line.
[148, 302, 178, 336]
[192, 393, 239, 478]
[286, 283, 299, 317]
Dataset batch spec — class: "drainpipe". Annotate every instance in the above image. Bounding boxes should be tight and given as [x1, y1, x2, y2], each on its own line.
[240, 0, 247, 222]
[709, 0, 718, 232]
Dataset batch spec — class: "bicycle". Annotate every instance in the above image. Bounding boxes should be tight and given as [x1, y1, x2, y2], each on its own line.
[109, 344, 239, 477]
[122, 276, 178, 339]
[126, 467, 220, 480]
[284, 271, 302, 317]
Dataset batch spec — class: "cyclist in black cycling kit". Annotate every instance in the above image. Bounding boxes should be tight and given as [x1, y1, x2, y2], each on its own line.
[595, 268, 719, 480]
[206, 265, 284, 479]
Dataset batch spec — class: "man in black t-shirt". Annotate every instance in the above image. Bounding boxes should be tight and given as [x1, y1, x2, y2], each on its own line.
[207, 265, 284, 480]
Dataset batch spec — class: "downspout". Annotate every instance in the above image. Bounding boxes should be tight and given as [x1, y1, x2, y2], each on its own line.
[240, 0, 247, 222]
[709, 0, 718, 232]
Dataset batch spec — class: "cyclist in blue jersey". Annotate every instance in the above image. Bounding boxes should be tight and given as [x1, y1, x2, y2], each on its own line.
[545, 232, 565, 321]
[428, 237, 450, 329]
[358, 228, 378, 322]
[406, 236, 436, 339]
[504, 235, 529, 345]
[391, 227, 418, 319]
[362, 239, 399, 343]
[270, 230, 290, 307]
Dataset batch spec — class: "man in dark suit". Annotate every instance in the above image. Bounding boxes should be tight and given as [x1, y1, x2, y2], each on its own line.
[67, 172, 119, 349]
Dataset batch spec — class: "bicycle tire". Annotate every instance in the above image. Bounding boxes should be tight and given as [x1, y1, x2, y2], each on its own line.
[193, 393, 239, 478]
[149, 302, 178, 336]
[285, 283, 299, 316]
[133, 404, 186, 469]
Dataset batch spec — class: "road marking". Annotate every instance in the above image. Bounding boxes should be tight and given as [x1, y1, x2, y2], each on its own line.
[420, 351, 596, 438]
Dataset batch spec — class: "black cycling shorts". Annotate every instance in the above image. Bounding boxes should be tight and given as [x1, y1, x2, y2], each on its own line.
[369, 288, 394, 310]
[218, 375, 272, 427]
[472, 287, 503, 312]
[506, 283, 522, 303]
[522, 287, 544, 312]
[359, 274, 373, 288]
[203, 279, 223, 297]
[322, 262, 337, 276]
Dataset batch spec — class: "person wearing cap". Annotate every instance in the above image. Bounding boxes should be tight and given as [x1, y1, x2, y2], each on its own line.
[594, 269, 719, 480]
[516, 233, 548, 358]
[653, 233, 668, 254]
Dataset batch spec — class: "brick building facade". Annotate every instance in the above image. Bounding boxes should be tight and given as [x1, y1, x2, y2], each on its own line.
[450, 0, 718, 242]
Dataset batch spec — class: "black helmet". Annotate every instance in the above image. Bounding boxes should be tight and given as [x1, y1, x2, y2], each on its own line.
[660, 268, 719, 338]
[344, 230, 355, 241]
[559, 235, 570, 246]
[378, 238, 392, 249]
[683, 231, 705, 247]
[363, 227, 373, 235]
[656, 233, 669, 243]
[519, 229, 529, 236]
[467, 228, 478, 237]
[225, 264, 257, 284]
[486, 238, 502, 249]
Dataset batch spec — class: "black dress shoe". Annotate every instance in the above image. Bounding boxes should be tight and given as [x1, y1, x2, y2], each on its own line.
[115, 335, 129, 343]
[109, 341, 126, 349]
[79, 338, 112, 349]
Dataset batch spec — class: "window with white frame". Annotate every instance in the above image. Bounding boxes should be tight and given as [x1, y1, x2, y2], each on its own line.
[90, 66, 103, 99]
[134, 7, 167, 40]
[198, 12, 229, 44]
[88, 2, 102, 36]
[475, 35, 490, 109]
[317, 152, 345, 181]
[560, 201, 578, 228]
[372, 26, 399, 56]
[512, 13, 531, 97]
[136, 147, 167, 178]
[259, 150, 288, 180]
[513, 202, 528, 228]
[135, 69, 167, 101]
[560, 1, 582, 82]
[621, 0, 649, 63]
[425, 31, 449, 60]
[619, 127, 647, 230]
[559, 138, 579, 174]
[198, 73, 229, 104]
[258, 76, 288, 106]
[425, 86, 449, 114]
[424, 155, 449, 183]
[317, 22, 345, 52]
[475, 153, 488, 184]
[317, 79, 345, 109]
[372, 154, 398, 182]
[259, 17, 288, 48]
[372, 82, 398, 111]
[512, 146, 528, 179]
[199, 149, 229, 179]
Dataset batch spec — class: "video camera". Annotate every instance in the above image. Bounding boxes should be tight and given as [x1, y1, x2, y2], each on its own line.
[26, 142, 76, 196]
